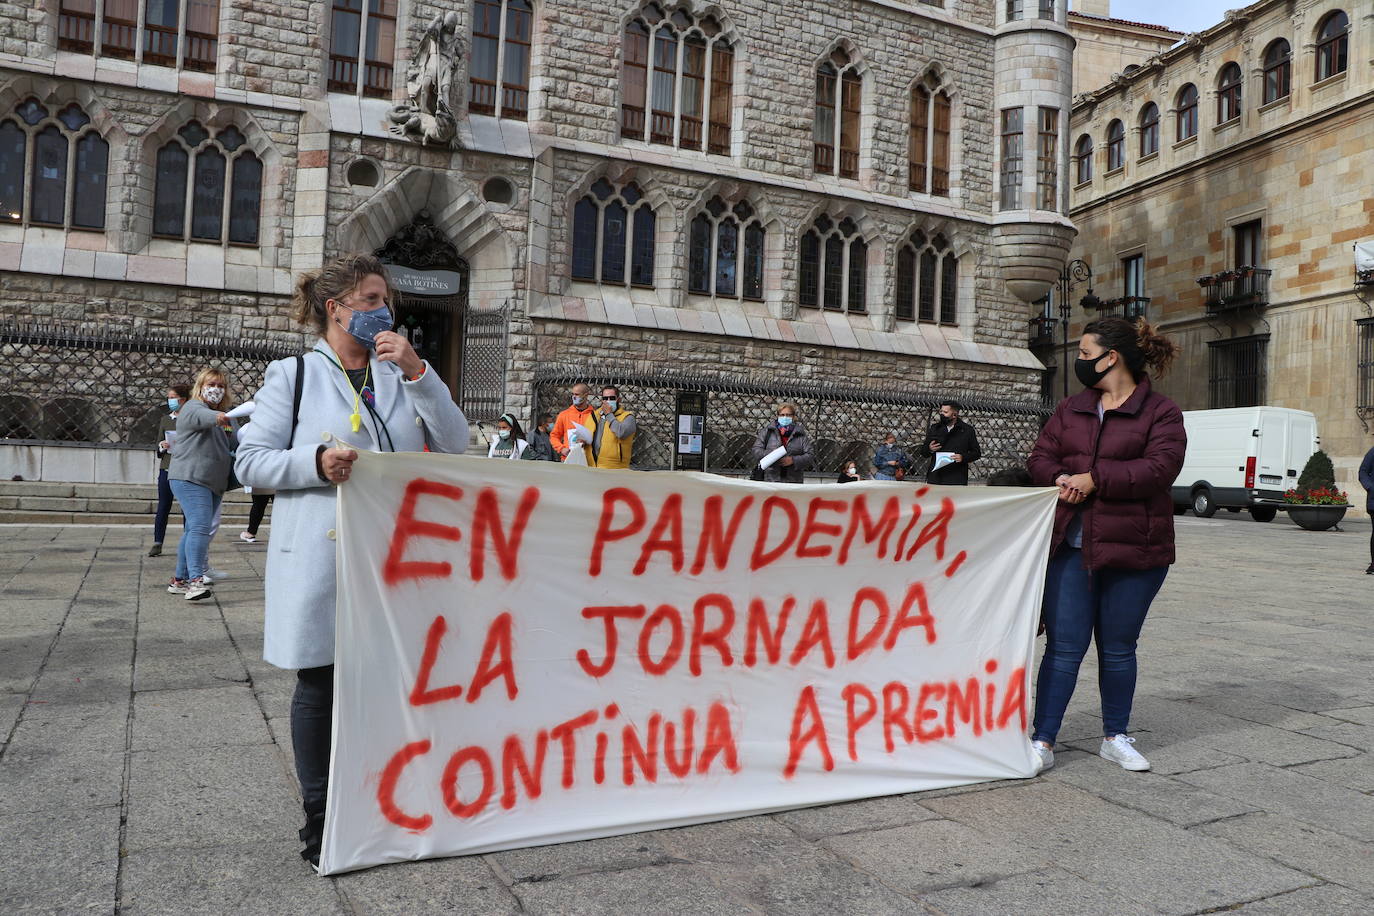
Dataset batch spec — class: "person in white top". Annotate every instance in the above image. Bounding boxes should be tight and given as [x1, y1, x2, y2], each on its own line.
[486, 412, 529, 459]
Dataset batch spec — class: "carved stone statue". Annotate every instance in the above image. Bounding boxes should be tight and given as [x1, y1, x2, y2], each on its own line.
[388, 12, 462, 147]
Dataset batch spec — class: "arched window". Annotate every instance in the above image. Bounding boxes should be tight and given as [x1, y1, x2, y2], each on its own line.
[1073, 134, 1093, 185]
[908, 79, 951, 196]
[814, 48, 862, 179]
[471, 0, 532, 119]
[894, 231, 958, 325]
[620, 4, 732, 155]
[688, 197, 765, 300]
[153, 121, 261, 244]
[1106, 119, 1124, 171]
[1316, 11, 1349, 81]
[328, 0, 396, 97]
[1138, 103, 1159, 157]
[1176, 83, 1198, 140]
[1262, 39, 1291, 104]
[799, 215, 866, 313]
[1217, 63, 1242, 124]
[570, 178, 655, 287]
[58, 0, 220, 71]
[0, 99, 108, 230]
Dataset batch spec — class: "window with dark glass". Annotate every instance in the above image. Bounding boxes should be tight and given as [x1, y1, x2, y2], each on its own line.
[1122, 254, 1143, 299]
[154, 121, 261, 244]
[0, 100, 108, 230]
[1106, 119, 1124, 170]
[687, 197, 765, 300]
[1005, 0, 1024, 21]
[1262, 39, 1291, 103]
[798, 215, 866, 313]
[1235, 220, 1262, 268]
[1209, 335, 1268, 408]
[620, 4, 732, 155]
[471, 0, 532, 119]
[569, 179, 656, 287]
[1073, 134, 1093, 185]
[329, 0, 396, 98]
[895, 231, 958, 325]
[999, 107, 1023, 210]
[1038, 0, 1055, 18]
[58, 0, 218, 70]
[1036, 107, 1058, 210]
[1139, 102, 1159, 157]
[815, 48, 862, 179]
[1176, 83, 1199, 141]
[1316, 11, 1349, 81]
[1217, 63, 1242, 124]
[909, 79, 952, 196]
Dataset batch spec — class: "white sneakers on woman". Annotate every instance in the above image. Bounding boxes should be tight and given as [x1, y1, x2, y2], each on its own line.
[1100, 734, 1150, 771]
[1032, 740, 1054, 772]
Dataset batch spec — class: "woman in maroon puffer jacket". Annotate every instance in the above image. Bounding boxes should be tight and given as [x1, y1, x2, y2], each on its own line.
[1026, 317, 1185, 774]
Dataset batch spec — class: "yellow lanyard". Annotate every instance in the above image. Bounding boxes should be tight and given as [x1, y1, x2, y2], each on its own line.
[323, 353, 370, 433]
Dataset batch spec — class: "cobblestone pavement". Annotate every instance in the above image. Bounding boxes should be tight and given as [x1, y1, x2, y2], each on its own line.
[2, 512, 1372, 915]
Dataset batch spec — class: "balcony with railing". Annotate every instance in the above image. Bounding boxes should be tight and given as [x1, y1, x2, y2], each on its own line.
[1029, 315, 1058, 349]
[1096, 296, 1151, 321]
[1197, 267, 1272, 315]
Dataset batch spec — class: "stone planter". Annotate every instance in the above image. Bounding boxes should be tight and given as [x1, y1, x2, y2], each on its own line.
[1286, 504, 1348, 531]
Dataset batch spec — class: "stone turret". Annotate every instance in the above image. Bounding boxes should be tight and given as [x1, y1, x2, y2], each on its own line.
[992, 0, 1078, 304]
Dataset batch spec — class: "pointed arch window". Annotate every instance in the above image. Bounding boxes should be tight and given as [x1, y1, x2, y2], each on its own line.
[58, 0, 220, 71]
[688, 197, 765, 300]
[909, 80, 951, 196]
[1263, 39, 1291, 103]
[570, 179, 656, 287]
[1176, 84, 1198, 141]
[895, 232, 958, 325]
[1138, 103, 1159, 157]
[1073, 134, 1093, 185]
[328, 0, 397, 98]
[815, 49, 862, 179]
[1105, 119, 1125, 171]
[0, 99, 108, 230]
[799, 215, 866, 313]
[1315, 11, 1348, 82]
[1217, 63, 1242, 124]
[620, 4, 732, 155]
[153, 121, 261, 245]
[471, 0, 532, 119]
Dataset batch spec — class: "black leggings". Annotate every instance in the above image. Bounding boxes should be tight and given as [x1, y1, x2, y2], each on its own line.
[1369, 527, 1374, 567]
[291, 665, 334, 820]
[247, 493, 273, 536]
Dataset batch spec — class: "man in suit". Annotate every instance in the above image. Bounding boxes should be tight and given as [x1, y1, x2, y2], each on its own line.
[924, 400, 981, 485]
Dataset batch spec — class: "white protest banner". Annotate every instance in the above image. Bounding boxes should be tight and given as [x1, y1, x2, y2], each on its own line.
[321, 453, 1056, 874]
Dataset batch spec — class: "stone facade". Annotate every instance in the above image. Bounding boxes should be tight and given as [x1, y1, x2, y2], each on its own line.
[2, 0, 1076, 468]
[1066, 8, 1182, 98]
[1062, 0, 1373, 506]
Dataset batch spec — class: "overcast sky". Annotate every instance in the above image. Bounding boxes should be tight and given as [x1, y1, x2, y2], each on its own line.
[1096, 1, 1236, 34]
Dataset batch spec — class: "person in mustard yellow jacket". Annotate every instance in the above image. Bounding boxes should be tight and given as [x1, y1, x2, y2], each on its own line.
[590, 385, 637, 469]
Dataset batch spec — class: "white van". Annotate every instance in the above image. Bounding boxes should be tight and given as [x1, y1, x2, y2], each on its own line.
[1171, 407, 1319, 522]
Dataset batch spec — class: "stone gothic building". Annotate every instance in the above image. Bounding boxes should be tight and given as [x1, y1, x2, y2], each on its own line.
[0, 0, 1075, 475]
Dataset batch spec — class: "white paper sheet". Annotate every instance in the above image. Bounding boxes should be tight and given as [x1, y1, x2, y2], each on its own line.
[933, 451, 957, 471]
[758, 445, 788, 470]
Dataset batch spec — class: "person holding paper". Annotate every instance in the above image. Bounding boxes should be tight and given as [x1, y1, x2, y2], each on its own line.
[923, 401, 981, 485]
[590, 385, 637, 469]
[234, 253, 470, 870]
[551, 383, 597, 463]
[148, 383, 190, 557]
[166, 369, 239, 600]
[750, 403, 815, 484]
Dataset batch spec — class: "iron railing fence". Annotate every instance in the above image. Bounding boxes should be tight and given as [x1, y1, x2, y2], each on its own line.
[0, 322, 300, 446]
[533, 368, 1051, 479]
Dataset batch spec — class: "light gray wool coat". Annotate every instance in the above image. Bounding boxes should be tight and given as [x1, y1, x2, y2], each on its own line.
[235, 342, 469, 670]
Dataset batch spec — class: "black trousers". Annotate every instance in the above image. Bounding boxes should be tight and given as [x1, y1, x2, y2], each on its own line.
[290, 665, 334, 820]
[246, 493, 272, 535]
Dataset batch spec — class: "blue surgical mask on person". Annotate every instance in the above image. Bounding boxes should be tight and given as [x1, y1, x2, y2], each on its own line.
[338, 302, 394, 349]
[498, 429, 511, 441]
[778, 416, 793, 428]
[167, 397, 180, 412]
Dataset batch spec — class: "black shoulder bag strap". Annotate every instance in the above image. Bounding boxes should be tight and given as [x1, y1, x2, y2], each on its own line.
[289, 354, 305, 444]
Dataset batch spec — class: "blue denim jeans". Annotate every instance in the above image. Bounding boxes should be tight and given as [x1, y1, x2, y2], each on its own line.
[168, 479, 222, 581]
[152, 468, 175, 545]
[1032, 547, 1168, 744]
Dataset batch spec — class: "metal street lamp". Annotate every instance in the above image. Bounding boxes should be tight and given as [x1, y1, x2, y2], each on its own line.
[1058, 259, 1099, 399]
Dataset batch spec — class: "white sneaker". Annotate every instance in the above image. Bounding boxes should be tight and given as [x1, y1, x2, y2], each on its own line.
[239, 531, 257, 543]
[1100, 734, 1150, 771]
[1032, 740, 1054, 772]
[204, 567, 228, 582]
[184, 577, 214, 601]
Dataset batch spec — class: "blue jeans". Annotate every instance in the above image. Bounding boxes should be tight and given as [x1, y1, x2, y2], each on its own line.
[152, 468, 175, 544]
[168, 479, 222, 581]
[1032, 548, 1168, 744]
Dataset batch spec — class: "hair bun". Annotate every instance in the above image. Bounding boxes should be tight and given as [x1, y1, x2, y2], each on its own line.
[1135, 319, 1178, 377]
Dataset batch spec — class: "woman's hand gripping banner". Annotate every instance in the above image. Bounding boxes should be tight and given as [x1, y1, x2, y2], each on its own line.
[322, 453, 1057, 874]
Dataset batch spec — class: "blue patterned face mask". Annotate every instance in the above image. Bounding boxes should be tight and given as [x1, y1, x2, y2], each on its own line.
[339, 303, 394, 349]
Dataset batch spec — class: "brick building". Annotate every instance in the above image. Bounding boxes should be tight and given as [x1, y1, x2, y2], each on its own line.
[1, 1, 1076, 477]
[1054, 0, 1372, 503]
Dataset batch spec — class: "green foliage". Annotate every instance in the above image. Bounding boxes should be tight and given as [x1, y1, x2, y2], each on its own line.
[1296, 450, 1336, 492]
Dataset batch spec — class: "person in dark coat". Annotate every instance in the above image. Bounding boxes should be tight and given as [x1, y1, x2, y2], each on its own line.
[750, 403, 815, 484]
[525, 413, 557, 461]
[923, 401, 981, 485]
[1026, 316, 1185, 775]
[1360, 445, 1374, 573]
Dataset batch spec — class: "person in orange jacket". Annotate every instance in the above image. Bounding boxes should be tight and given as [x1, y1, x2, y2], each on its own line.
[550, 382, 597, 462]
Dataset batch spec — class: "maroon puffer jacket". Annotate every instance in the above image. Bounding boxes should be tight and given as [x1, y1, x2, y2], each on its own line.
[1027, 375, 1186, 571]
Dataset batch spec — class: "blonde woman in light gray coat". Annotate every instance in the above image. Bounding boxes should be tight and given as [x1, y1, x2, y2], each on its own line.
[235, 253, 469, 868]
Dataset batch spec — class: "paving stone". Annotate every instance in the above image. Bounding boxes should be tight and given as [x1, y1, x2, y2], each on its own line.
[1131, 737, 1248, 776]
[1197, 812, 1374, 896]
[0, 741, 125, 815]
[922, 781, 1309, 914]
[336, 853, 521, 914]
[1043, 749, 1257, 827]
[1298, 721, 1374, 752]
[917, 867, 1165, 916]
[0, 692, 24, 742]
[1288, 754, 1374, 793]
[132, 685, 271, 751]
[0, 804, 119, 916]
[133, 645, 251, 692]
[821, 816, 1046, 895]
[119, 841, 347, 916]
[1219, 883, 1373, 915]
[511, 862, 754, 915]
[1318, 705, 1374, 726]
[487, 829, 683, 883]
[1181, 694, 1346, 731]
[769, 791, 939, 838]
[1176, 762, 1374, 843]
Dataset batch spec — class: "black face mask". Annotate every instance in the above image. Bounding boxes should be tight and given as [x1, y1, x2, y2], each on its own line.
[1074, 353, 1114, 389]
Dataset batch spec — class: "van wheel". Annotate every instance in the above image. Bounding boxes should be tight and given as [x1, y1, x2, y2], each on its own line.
[1192, 490, 1217, 518]
[1250, 507, 1277, 523]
